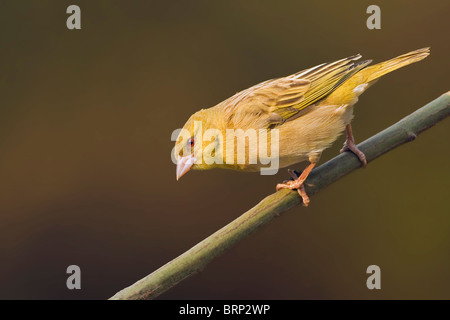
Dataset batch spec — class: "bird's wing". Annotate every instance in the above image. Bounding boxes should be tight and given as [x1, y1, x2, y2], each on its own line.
[219, 55, 372, 128]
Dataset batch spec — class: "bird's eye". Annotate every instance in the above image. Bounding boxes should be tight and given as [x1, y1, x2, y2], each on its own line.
[187, 137, 194, 148]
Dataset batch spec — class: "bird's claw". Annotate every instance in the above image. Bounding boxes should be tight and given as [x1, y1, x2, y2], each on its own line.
[340, 141, 367, 167]
[276, 179, 305, 191]
[339, 141, 349, 154]
[276, 169, 310, 206]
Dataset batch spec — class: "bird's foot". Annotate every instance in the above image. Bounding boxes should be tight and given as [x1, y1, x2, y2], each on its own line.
[340, 140, 367, 167]
[276, 169, 310, 207]
[340, 124, 367, 167]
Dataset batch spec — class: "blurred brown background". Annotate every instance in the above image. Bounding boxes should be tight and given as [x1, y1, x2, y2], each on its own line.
[0, 1, 449, 299]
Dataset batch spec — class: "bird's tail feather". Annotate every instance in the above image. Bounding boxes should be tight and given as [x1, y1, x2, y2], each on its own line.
[364, 47, 430, 83]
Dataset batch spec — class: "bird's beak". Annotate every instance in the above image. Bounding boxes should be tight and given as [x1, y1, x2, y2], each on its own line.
[176, 155, 196, 181]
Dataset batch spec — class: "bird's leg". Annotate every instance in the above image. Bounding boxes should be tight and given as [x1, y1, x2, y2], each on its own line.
[276, 163, 316, 206]
[340, 124, 367, 167]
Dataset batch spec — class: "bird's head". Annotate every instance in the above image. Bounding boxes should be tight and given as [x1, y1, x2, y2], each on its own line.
[174, 108, 224, 180]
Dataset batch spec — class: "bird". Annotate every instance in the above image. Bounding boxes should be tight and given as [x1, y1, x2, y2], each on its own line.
[174, 48, 430, 206]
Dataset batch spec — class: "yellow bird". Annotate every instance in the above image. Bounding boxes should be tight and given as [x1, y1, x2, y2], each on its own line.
[174, 48, 429, 206]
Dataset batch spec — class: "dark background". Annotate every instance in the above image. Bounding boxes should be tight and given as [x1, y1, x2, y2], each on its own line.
[0, 1, 449, 299]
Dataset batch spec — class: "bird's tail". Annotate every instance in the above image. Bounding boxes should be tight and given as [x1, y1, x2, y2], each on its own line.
[363, 47, 430, 83]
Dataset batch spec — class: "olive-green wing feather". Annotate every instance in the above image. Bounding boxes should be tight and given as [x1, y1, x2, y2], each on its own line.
[219, 55, 372, 129]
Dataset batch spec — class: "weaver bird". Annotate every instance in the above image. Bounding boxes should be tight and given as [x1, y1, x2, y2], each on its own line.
[174, 48, 429, 206]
